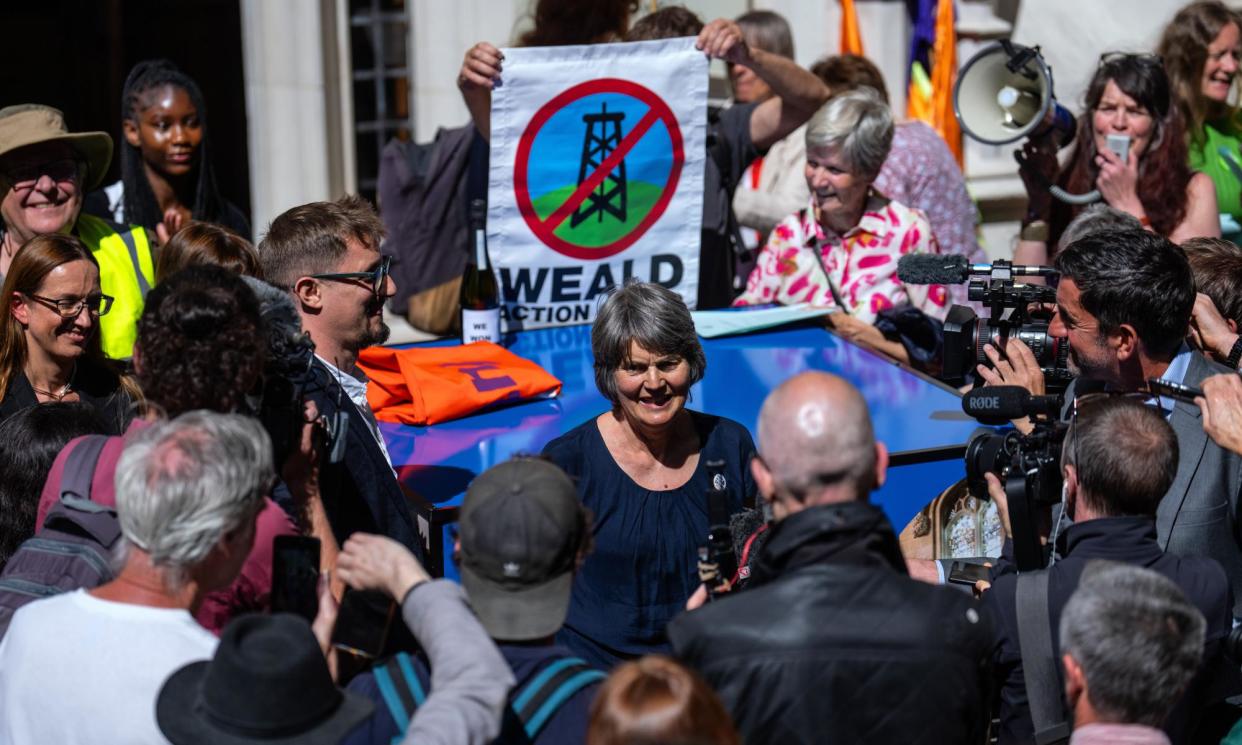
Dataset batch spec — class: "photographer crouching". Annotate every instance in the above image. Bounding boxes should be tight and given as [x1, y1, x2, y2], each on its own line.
[978, 394, 1239, 745]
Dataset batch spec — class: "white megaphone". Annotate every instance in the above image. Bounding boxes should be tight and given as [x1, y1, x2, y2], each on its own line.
[955, 41, 1100, 205]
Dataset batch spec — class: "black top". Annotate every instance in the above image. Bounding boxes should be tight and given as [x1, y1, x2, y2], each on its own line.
[0, 360, 132, 435]
[82, 187, 252, 240]
[982, 516, 1239, 745]
[542, 411, 756, 669]
[700, 102, 760, 309]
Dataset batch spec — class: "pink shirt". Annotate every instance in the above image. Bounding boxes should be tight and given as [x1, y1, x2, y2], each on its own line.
[37, 420, 299, 634]
[732, 197, 950, 323]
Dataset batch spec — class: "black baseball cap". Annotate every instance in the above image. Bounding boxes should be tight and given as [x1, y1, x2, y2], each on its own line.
[459, 458, 584, 641]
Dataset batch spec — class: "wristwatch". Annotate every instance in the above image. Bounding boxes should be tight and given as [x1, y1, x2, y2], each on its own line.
[1019, 220, 1049, 242]
[1226, 336, 1242, 370]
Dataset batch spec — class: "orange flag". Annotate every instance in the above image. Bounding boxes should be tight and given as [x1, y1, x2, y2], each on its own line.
[930, 0, 962, 165]
[840, 0, 865, 56]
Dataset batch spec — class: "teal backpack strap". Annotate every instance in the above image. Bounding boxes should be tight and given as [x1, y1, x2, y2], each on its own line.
[511, 657, 606, 740]
[372, 652, 429, 740]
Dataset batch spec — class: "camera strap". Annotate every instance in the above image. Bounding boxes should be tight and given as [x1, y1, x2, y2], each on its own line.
[1016, 570, 1070, 745]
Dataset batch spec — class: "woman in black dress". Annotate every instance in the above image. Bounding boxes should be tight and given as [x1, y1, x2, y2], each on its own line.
[543, 281, 757, 669]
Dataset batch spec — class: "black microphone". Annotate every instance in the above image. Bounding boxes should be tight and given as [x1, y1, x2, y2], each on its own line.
[962, 385, 1062, 424]
[897, 254, 1058, 285]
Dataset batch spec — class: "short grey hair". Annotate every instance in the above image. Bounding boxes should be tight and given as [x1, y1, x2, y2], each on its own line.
[736, 10, 794, 59]
[1060, 561, 1206, 727]
[1058, 204, 1143, 254]
[114, 411, 274, 585]
[591, 281, 706, 408]
[805, 87, 893, 180]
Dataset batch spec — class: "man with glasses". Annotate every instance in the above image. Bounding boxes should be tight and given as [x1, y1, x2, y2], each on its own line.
[978, 394, 1237, 745]
[0, 104, 155, 360]
[669, 371, 993, 745]
[258, 195, 424, 560]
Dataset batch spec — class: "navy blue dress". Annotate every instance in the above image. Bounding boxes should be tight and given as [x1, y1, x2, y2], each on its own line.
[542, 410, 757, 669]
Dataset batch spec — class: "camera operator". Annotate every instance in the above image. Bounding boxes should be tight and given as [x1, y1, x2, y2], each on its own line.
[979, 394, 1237, 745]
[980, 228, 1242, 620]
[668, 371, 993, 745]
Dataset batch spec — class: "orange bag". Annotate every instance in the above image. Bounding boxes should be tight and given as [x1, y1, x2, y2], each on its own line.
[357, 342, 562, 425]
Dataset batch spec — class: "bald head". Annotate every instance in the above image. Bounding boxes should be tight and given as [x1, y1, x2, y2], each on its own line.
[756, 372, 882, 511]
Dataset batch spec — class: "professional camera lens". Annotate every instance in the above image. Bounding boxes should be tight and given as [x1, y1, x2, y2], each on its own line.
[964, 429, 1019, 499]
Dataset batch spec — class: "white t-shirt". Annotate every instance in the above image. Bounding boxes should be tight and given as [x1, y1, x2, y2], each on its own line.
[0, 590, 217, 745]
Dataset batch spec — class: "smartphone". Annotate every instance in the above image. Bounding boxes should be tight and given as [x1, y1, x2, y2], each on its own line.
[1106, 133, 1131, 164]
[331, 588, 396, 660]
[1148, 378, 1204, 405]
[271, 535, 321, 623]
[947, 561, 991, 586]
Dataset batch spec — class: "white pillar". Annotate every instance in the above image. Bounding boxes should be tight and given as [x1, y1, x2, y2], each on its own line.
[240, 0, 336, 237]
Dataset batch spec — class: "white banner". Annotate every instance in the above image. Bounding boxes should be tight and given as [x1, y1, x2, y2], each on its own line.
[488, 38, 707, 329]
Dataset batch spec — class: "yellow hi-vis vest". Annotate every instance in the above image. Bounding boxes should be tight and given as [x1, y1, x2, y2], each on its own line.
[74, 213, 154, 360]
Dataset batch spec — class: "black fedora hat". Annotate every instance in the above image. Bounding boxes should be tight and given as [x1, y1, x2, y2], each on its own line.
[157, 613, 373, 745]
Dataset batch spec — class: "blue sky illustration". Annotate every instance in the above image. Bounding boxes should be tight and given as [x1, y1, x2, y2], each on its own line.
[525, 92, 675, 201]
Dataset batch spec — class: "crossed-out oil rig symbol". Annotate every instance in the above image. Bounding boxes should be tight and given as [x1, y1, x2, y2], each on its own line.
[571, 102, 628, 227]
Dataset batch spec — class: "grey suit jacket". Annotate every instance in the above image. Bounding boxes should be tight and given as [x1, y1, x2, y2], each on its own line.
[1159, 352, 1242, 617]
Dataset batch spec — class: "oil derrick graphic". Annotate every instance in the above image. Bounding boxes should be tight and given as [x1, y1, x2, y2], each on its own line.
[571, 102, 628, 227]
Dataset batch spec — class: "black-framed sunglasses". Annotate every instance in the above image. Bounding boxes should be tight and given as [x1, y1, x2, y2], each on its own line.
[1, 158, 82, 190]
[306, 255, 392, 300]
[25, 292, 114, 318]
[1098, 51, 1164, 68]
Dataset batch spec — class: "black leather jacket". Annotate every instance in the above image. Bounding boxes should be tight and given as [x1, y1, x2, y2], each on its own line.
[669, 501, 994, 745]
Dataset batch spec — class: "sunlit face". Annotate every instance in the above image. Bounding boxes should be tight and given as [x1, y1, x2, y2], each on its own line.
[805, 143, 870, 227]
[124, 85, 203, 179]
[729, 33, 773, 104]
[1091, 80, 1155, 161]
[1049, 277, 1118, 383]
[0, 142, 84, 245]
[316, 238, 394, 352]
[613, 340, 691, 431]
[1202, 22, 1241, 103]
[10, 259, 101, 363]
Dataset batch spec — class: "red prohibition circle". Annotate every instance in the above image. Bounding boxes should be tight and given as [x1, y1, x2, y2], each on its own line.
[513, 78, 684, 260]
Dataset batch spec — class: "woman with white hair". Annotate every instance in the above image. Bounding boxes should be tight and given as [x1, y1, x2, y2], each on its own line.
[733, 89, 949, 364]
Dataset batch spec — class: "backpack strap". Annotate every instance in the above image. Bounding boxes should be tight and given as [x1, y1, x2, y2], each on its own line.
[511, 656, 606, 740]
[372, 652, 429, 737]
[58, 434, 111, 504]
[1016, 571, 1071, 745]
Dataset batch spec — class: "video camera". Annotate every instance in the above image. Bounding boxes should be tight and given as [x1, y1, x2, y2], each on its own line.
[961, 385, 1067, 571]
[897, 254, 1071, 390]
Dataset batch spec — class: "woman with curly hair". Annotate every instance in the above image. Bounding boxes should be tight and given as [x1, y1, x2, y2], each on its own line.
[1015, 54, 1220, 265]
[85, 60, 249, 243]
[0, 233, 136, 433]
[1158, 1, 1242, 235]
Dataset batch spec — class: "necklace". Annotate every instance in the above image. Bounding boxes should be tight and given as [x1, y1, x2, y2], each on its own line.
[29, 364, 76, 402]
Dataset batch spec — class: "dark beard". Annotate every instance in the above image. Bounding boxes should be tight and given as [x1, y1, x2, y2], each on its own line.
[360, 319, 390, 348]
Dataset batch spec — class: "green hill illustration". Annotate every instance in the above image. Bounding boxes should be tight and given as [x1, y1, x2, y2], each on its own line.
[532, 180, 664, 247]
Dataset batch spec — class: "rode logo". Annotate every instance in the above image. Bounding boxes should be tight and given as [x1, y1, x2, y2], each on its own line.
[975, 396, 1001, 410]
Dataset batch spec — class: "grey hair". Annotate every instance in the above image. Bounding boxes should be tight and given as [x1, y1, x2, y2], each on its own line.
[114, 410, 274, 585]
[736, 10, 794, 59]
[805, 87, 893, 180]
[591, 280, 706, 408]
[1057, 204, 1143, 253]
[757, 372, 876, 502]
[1060, 561, 1206, 727]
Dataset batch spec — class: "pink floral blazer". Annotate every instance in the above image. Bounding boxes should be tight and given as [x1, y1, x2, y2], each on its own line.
[732, 197, 950, 324]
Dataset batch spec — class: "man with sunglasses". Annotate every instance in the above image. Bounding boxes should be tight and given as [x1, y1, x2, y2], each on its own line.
[669, 371, 993, 745]
[979, 395, 1237, 745]
[0, 104, 155, 360]
[258, 196, 424, 560]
